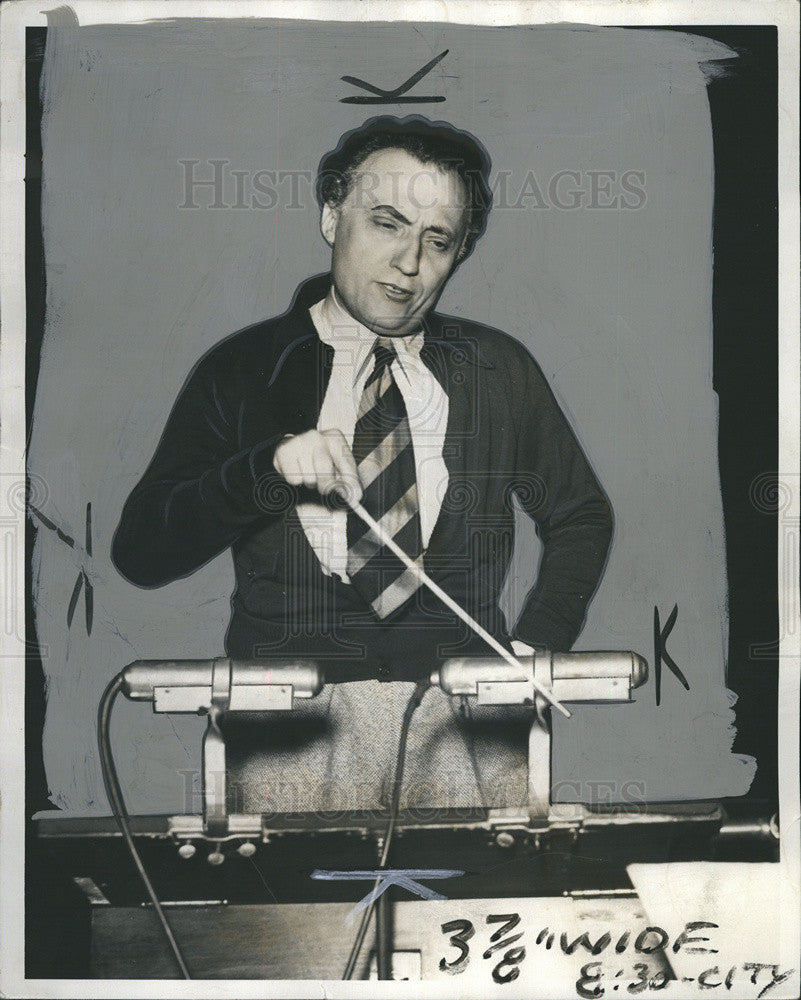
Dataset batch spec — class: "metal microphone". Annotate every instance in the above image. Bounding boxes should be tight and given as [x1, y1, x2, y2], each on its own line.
[434, 650, 648, 705]
[121, 657, 324, 713]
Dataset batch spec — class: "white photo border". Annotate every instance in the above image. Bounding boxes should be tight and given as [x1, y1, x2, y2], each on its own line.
[1, 2, 798, 997]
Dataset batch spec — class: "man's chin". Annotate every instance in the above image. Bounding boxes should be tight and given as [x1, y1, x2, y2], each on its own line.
[364, 304, 426, 337]
[335, 286, 424, 336]
[371, 325, 419, 338]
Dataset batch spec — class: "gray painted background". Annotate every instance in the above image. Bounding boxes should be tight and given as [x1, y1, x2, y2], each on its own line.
[30, 20, 756, 814]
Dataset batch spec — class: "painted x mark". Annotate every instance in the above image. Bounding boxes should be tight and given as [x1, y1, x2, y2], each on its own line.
[311, 868, 463, 917]
[30, 498, 94, 636]
[66, 502, 93, 635]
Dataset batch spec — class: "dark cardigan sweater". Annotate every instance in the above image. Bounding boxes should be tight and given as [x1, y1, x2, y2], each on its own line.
[112, 273, 613, 680]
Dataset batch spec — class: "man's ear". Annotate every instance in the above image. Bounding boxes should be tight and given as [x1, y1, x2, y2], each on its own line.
[320, 203, 339, 247]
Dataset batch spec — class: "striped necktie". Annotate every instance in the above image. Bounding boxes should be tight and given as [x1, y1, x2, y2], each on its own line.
[346, 339, 424, 618]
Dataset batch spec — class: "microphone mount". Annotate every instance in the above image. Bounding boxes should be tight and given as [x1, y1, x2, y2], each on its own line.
[121, 657, 324, 837]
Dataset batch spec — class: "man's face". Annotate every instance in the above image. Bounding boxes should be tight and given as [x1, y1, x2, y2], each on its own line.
[321, 148, 469, 337]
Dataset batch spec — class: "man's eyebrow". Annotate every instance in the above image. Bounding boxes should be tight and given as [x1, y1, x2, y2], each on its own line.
[371, 205, 455, 241]
[371, 204, 412, 225]
[425, 224, 455, 241]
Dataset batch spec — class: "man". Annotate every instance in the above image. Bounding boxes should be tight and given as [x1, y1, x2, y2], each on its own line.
[112, 116, 613, 684]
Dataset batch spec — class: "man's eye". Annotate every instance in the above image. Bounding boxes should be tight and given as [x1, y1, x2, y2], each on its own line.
[429, 239, 449, 252]
[374, 218, 397, 231]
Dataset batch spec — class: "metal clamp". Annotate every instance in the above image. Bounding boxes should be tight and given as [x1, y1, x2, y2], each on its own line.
[121, 657, 323, 837]
[435, 649, 648, 825]
[528, 651, 554, 821]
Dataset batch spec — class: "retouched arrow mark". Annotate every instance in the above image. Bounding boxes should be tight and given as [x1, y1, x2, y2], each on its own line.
[340, 49, 449, 104]
[84, 501, 93, 634]
[28, 503, 76, 549]
[63, 502, 94, 636]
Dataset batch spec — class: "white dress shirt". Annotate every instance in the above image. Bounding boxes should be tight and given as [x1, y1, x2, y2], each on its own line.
[296, 287, 450, 583]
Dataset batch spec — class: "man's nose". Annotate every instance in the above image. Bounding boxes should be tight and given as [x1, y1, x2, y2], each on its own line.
[391, 237, 421, 276]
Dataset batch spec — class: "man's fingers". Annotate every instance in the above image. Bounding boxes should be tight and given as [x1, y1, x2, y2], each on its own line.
[275, 449, 314, 488]
[273, 436, 297, 482]
[322, 429, 362, 504]
[274, 429, 361, 501]
[312, 446, 338, 495]
[274, 453, 302, 485]
[288, 467, 315, 488]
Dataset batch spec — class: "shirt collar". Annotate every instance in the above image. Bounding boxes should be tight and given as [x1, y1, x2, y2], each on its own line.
[312, 286, 424, 386]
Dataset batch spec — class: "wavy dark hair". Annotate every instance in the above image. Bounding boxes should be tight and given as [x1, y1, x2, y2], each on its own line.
[315, 116, 493, 263]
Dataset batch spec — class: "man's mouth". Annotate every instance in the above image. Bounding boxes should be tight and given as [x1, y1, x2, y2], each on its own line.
[378, 282, 414, 302]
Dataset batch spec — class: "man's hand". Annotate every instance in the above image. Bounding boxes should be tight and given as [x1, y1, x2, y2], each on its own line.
[273, 429, 363, 505]
[511, 639, 537, 660]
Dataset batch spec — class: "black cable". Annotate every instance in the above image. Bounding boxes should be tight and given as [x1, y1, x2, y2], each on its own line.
[342, 678, 430, 980]
[97, 672, 192, 979]
[456, 694, 491, 809]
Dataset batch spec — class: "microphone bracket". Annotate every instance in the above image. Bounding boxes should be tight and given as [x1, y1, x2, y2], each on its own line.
[120, 657, 324, 838]
[435, 649, 648, 824]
